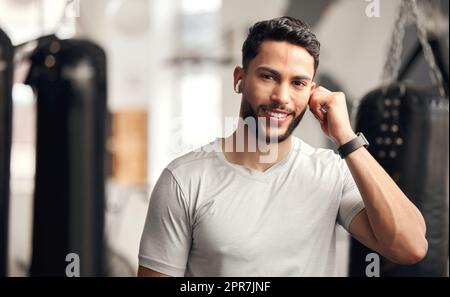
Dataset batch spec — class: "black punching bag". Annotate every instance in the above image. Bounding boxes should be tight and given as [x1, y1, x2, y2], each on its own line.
[0, 28, 13, 277]
[27, 35, 107, 276]
[349, 0, 449, 277]
[349, 84, 449, 277]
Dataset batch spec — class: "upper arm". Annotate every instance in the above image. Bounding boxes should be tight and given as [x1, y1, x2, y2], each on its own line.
[138, 265, 171, 277]
[337, 154, 366, 229]
[138, 169, 192, 276]
[348, 209, 383, 254]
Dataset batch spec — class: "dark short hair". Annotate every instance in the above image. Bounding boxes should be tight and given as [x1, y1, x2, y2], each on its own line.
[242, 16, 320, 74]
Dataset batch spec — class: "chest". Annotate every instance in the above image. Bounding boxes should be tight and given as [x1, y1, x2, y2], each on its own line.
[190, 180, 340, 259]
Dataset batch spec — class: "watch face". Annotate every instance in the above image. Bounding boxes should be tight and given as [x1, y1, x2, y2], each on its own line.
[359, 132, 370, 146]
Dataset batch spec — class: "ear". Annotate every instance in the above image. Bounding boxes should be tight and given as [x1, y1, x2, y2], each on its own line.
[233, 66, 244, 93]
[308, 82, 316, 105]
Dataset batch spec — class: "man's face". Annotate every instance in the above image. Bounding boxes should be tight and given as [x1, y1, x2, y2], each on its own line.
[235, 40, 316, 143]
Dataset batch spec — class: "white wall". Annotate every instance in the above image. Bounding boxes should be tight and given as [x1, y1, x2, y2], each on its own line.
[314, 0, 400, 101]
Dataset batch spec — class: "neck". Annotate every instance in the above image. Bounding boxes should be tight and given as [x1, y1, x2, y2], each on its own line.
[221, 126, 292, 172]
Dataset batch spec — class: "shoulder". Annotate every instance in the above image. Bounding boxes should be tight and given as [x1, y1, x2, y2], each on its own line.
[295, 137, 340, 162]
[293, 136, 347, 176]
[165, 139, 219, 178]
[156, 139, 222, 208]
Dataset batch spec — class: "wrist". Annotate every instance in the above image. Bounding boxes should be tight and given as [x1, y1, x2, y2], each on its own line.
[337, 132, 370, 159]
[334, 131, 357, 147]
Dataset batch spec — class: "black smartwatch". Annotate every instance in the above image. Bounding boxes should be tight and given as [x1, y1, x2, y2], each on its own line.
[337, 132, 369, 159]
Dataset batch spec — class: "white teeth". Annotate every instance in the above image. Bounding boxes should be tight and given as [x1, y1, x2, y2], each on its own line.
[265, 110, 287, 119]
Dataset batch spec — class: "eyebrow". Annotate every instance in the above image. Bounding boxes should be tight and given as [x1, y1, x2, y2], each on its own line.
[256, 66, 312, 81]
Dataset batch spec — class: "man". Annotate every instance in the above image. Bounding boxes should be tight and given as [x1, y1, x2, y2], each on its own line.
[138, 16, 427, 277]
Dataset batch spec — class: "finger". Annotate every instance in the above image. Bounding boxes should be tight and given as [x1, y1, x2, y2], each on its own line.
[309, 106, 326, 123]
[311, 111, 321, 122]
[317, 106, 328, 122]
[309, 102, 326, 122]
[309, 91, 331, 121]
[316, 85, 331, 93]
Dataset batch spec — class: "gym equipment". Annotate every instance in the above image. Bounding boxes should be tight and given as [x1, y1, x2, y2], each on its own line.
[349, 0, 449, 277]
[0, 28, 13, 277]
[25, 35, 107, 276]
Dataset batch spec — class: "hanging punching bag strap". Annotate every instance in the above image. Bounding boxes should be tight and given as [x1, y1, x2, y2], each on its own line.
[408, 0, 446, 97]
[383, 0, 446, 96]
[351, 0, 448, 125]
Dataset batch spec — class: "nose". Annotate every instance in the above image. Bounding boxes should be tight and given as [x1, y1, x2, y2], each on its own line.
[270, 83, 290, 106]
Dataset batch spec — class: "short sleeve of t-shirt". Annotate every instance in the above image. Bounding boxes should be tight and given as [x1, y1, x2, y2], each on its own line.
[138, 168, 191, 276]
[336, 156, 365, 231]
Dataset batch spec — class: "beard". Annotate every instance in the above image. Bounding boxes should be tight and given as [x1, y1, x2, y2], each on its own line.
[240, 98, 307, 144]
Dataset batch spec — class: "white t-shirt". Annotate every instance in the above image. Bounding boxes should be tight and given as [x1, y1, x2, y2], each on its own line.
[139, 136, 365, 276]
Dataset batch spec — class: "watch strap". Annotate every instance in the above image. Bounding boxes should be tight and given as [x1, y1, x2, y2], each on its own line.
[338, 132, 369, 159]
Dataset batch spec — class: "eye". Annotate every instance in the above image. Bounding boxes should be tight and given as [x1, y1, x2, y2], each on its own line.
[293, 80, 307, 88]
[261, 73, 274, 80]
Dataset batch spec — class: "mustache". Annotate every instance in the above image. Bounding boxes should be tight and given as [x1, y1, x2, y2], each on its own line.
[240, 98, 307, 143]
[260, 105, 295, 115]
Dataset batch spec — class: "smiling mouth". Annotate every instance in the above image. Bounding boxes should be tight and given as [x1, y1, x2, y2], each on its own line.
[260, 107, 291, 123]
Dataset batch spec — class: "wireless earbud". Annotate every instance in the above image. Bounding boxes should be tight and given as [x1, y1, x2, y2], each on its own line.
[235, 80, 242, 93]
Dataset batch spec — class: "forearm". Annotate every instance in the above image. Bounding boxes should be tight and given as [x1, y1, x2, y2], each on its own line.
[310, 87, 428, 262]
[344, 145, 427, 261]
